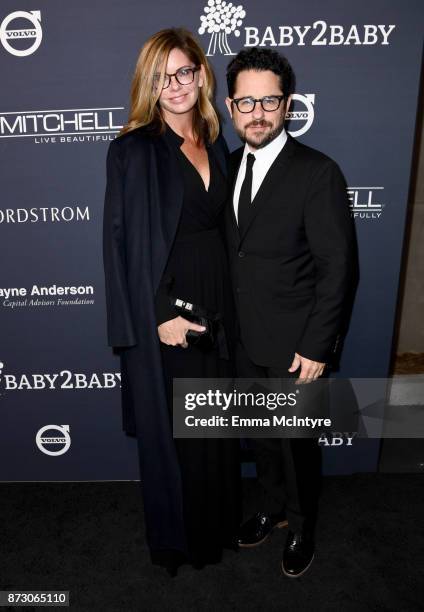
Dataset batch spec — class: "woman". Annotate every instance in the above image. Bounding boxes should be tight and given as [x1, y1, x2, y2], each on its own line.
[103, 28, 241, 575]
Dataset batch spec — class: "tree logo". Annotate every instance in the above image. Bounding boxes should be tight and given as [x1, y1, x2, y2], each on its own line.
[198, 0, 246, 56]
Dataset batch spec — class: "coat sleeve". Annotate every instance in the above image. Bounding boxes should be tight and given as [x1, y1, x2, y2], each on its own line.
[295, 159, 357, 363]
[102, 140, 137, 348]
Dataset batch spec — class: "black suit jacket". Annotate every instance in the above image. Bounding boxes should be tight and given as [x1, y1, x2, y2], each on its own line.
[225, 134, 357, 368]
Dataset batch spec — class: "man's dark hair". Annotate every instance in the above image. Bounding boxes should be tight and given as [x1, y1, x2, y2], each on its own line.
[226, 48, 295, 99]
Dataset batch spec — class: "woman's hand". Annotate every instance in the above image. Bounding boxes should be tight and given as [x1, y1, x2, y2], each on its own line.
[158, 316, 206, 348]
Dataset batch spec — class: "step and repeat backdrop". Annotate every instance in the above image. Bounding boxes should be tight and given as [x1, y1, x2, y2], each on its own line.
[0, 1, 422, 480]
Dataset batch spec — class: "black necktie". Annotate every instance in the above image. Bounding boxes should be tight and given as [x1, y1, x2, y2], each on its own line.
[237, 153, 255, 234]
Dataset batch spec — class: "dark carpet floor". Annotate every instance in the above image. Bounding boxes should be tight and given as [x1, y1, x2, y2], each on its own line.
[1, 474, 423, 611]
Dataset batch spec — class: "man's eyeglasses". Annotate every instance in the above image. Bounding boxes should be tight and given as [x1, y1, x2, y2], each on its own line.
[154, 66, 200, 89]
[231, 95, 286, 113]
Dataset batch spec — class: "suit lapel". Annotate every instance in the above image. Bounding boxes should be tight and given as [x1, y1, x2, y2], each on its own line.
[239, 135, 296, 243]
[227, 147, 243, 241]
[151, 133, 184, 289]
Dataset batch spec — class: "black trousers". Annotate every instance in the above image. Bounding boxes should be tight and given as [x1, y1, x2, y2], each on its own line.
[236, 341, 322, 535]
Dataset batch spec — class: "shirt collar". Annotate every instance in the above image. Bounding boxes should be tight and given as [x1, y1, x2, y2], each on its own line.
[242, 127, 287, 164]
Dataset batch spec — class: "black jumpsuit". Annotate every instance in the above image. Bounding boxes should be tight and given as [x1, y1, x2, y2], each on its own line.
[153, 125, 241, 573]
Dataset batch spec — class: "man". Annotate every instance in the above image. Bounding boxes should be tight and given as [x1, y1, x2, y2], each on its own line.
[224, 48, 356, 577]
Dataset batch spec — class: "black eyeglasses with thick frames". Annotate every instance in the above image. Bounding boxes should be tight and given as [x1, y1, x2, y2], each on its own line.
[231, 95, 286, 113]
[153, 65, 201, 90]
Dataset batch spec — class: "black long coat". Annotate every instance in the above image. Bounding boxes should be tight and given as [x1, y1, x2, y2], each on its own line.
[102, 125, 229, 555]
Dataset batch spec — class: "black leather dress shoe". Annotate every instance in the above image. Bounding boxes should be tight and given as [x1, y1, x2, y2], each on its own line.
[238, 511, 288, 548]
[282, 530, 315, 578]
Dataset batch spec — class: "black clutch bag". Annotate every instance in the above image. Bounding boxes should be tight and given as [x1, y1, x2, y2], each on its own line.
[170, 297, 218, 350]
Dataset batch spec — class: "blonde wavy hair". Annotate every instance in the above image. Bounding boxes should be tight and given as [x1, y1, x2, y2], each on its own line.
[119, 28, 219, 144]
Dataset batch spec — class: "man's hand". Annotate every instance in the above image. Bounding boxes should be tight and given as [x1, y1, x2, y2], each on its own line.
[288, 352, 325, 382]
[158, 316, 206, 348]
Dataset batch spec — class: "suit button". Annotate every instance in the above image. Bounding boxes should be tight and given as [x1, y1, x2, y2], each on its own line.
[236, 287, 240, 293]
[238, 251, 245, 258]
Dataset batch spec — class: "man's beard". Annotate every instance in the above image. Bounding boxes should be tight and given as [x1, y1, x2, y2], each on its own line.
[236, 118, 285, 149]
